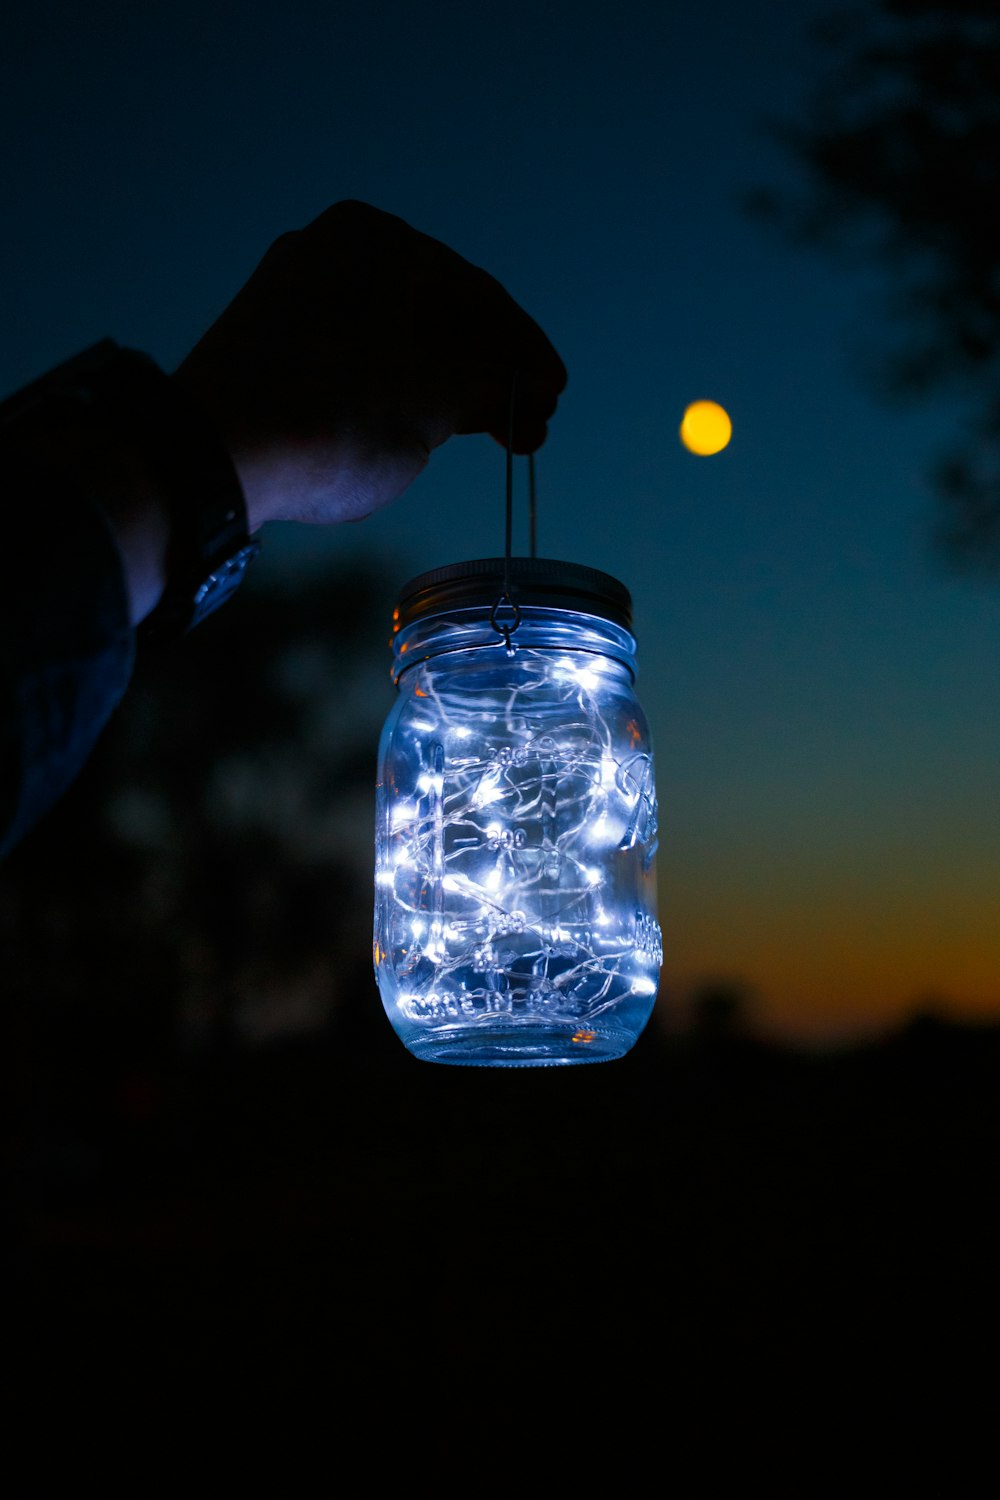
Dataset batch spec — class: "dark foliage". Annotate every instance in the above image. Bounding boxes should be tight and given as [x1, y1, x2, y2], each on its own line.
[0, 559, 398, 1179]
[747, 0, 1000, 574]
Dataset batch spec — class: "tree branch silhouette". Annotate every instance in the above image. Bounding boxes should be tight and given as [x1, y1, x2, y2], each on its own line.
[746, 0, 1000, 575]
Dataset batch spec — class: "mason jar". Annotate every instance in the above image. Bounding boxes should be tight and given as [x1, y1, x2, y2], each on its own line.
[373, 557, 661, 1066]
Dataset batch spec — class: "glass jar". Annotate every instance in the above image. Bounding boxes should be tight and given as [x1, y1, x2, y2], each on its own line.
[374, 557, 661, 1066]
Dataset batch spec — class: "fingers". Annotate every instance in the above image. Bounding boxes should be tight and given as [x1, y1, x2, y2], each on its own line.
[299, 200, 568, 450]
[473, 338, 567, 454]
[505, 416, 553, 456]
[441, 367, 561, 453]
[415, 279, 566, 452]
[507, 370, 563, 454]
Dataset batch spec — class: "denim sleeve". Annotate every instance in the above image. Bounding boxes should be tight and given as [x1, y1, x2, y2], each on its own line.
[0, 459, 135, 857]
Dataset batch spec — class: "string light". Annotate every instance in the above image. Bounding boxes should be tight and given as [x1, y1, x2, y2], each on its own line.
[374, 559, 662, 1066]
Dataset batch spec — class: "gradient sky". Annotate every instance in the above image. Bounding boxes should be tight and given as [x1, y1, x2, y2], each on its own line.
[2, 0, 997, 1042]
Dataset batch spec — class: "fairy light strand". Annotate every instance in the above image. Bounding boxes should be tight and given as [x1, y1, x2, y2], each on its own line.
[378, 648, 661, 1027]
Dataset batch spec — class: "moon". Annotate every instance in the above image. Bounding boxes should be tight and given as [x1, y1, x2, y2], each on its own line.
[680, 400, 732, 456]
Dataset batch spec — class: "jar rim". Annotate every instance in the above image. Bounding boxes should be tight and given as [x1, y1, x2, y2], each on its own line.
[393, 556, 633, 632]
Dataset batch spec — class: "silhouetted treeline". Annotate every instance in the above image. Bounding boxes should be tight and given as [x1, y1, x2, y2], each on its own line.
[5, 1003, 998, 1409]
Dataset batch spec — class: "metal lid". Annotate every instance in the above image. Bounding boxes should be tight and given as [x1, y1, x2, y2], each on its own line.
[393, 556, 633, 631]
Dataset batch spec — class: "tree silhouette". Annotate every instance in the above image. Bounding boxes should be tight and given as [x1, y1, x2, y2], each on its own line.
[0, 557, 402, 1195]
[748, 0, 1000, 574]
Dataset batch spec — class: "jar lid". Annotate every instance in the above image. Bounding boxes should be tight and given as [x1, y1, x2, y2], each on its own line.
[394, 556, 633, 631]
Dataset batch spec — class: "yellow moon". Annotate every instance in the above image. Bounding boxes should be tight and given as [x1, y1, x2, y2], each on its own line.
[680, 400, 732, 456]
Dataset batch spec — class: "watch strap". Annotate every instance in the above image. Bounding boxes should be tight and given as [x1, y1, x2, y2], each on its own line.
[111, 346, 261, 642]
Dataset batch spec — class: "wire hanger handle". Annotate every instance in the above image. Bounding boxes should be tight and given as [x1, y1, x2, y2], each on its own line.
[490, 371, 524, 655]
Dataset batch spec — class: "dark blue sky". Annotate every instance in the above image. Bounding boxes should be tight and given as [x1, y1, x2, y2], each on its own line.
[3, 0, 997, 1039]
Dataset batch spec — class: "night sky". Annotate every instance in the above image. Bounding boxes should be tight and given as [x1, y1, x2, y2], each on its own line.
[3, 0, 997, 1043]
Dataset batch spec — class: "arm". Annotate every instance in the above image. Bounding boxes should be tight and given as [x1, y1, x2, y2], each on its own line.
[0, 200, 567, 856]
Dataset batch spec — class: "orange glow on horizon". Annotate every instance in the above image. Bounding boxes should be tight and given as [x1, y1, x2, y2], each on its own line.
[658, 851, 1000, 1044]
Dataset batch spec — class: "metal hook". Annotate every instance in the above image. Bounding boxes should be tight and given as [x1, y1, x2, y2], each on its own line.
[490, 591, 521, 657]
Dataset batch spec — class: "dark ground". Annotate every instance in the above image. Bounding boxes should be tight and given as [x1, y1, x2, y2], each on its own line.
[5, 995, 997, 1409]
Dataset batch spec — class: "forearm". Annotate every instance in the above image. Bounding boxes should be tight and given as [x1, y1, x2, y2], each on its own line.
[4, 412, 172, 627]
[0, 342, 256, 855]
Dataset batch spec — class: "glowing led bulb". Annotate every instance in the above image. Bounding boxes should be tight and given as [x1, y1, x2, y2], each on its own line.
[374, 556, 661, 1066]
[390, 801, 416, 832]
[474, 784, 505, 808]
[556, 658, 599, 690]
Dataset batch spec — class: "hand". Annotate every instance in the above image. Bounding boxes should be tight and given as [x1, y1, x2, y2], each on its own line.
[173, 200, 568, 532]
